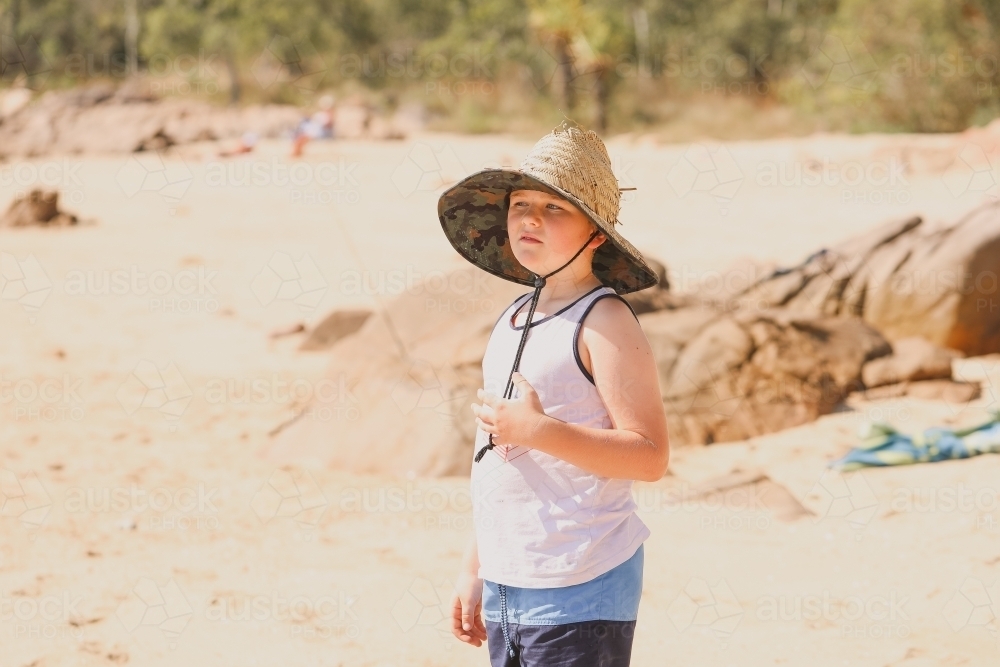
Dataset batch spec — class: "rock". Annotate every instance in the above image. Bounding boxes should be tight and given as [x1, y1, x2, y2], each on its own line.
[868, 204, 1000, 356]
[111, 78, 159, 104]
[665, 317, 753, 401]
[0, 85, 303, 157]
[1, 190, 78, 227]
[861, 336, 961, 388]
[299, 308, 373, 351]
[734, 202, 1000, 356]
[639, 306, 724, 400]
[905, 379, 980, 402]
[268, 323, 306, 339]
[653, 308, 891, 446]
[952, 353, 1000, 385]
[262, 267, 528, 477]
[64, 83, 116, 107]
[624, 289, 694, 315]
[687, 255, 780, 310]
[136, 128, 175, 151]
[858, 379, 980, 403]
[641, 305, 722, 346]
[621, 253, 690, 315]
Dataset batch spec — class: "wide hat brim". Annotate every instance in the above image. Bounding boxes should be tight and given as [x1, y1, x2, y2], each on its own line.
[437, 168, 658, 294]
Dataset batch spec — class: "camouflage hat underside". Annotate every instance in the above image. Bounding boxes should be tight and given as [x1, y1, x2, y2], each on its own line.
[437, 169, 658, 294]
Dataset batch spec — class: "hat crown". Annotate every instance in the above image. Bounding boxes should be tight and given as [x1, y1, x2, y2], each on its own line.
[518, 124, 620, 228]
[436, 122, 659, 294]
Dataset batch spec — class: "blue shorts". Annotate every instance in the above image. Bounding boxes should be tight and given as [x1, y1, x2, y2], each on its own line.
[482, 544, 644, 624]
[485, 618, 637, 666]
[482, 545, 643, 666]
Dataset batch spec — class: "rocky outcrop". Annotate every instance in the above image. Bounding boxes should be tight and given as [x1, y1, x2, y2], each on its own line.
[645, 307, 892, 446]
[0, 85, 302, 158]
[0, 85, 425, 158]
[0, 85, 301, 158]
[713, 201, 1000, 357]
[264, 261, 904, 474]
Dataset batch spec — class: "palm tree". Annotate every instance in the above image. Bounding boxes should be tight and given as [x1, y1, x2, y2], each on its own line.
[526, 0, 584, 113]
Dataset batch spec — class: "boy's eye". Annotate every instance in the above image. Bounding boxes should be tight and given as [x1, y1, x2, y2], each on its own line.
[510, 199, 562, 210]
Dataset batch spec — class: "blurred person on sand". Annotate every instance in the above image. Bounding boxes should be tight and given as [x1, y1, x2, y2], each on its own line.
[290, 94, 335, 157]
[437, 122, 669, 666]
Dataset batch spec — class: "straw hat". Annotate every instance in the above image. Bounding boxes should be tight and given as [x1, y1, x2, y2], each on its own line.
[437, 122, 658, 294]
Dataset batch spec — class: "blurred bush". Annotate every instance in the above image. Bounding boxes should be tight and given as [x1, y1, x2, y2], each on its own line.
[2, 0, 1000, 134]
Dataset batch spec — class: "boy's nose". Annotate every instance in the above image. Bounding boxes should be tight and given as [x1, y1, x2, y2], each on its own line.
[518, 219, 542, 235]
[521, 205, 544, 226]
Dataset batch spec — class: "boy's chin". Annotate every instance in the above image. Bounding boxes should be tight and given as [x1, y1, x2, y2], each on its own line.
[512, 254, 545, 276]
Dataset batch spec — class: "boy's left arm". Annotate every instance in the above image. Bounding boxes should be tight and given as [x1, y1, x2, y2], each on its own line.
[477, 297, 670, 482]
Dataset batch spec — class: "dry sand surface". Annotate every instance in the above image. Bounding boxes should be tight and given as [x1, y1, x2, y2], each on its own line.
[2, 130, 1000, 666]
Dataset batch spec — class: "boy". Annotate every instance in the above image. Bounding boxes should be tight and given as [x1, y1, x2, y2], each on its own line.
[436, 122, 670, 666]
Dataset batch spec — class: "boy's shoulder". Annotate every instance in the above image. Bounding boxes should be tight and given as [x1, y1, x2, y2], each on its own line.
[576, 293, 648, 383]
[578, 290, 639, 327]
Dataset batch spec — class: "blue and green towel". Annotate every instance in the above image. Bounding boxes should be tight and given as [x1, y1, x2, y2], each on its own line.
[829, 408, 1000, 471]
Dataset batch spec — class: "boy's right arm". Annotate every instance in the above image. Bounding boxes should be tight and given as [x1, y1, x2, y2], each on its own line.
[451, 531, 487, 647]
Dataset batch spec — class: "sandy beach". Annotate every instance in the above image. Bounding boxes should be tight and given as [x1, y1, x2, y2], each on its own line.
[2, 130, 1000, 666]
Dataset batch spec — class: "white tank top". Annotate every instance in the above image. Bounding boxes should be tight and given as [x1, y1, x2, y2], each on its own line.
[472, 284, 650, 588]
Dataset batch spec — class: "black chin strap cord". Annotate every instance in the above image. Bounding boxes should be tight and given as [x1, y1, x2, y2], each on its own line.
[474, 228, 601, 464]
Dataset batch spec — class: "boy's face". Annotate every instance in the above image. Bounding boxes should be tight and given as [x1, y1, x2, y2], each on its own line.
[507, 189, 606, 275]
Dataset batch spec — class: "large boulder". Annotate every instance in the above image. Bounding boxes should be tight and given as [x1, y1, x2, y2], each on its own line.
[643, 306, 892, 446]
[720, 201, 1000, 356]
[262, 267, 529, 476]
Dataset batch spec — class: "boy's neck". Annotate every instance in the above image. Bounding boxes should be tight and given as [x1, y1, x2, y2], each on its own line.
[535, 274, 604, 305]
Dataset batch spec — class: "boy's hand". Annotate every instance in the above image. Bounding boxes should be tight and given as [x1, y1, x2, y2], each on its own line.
[472, 373, 546, 448]
[451, 572, 487, 647]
